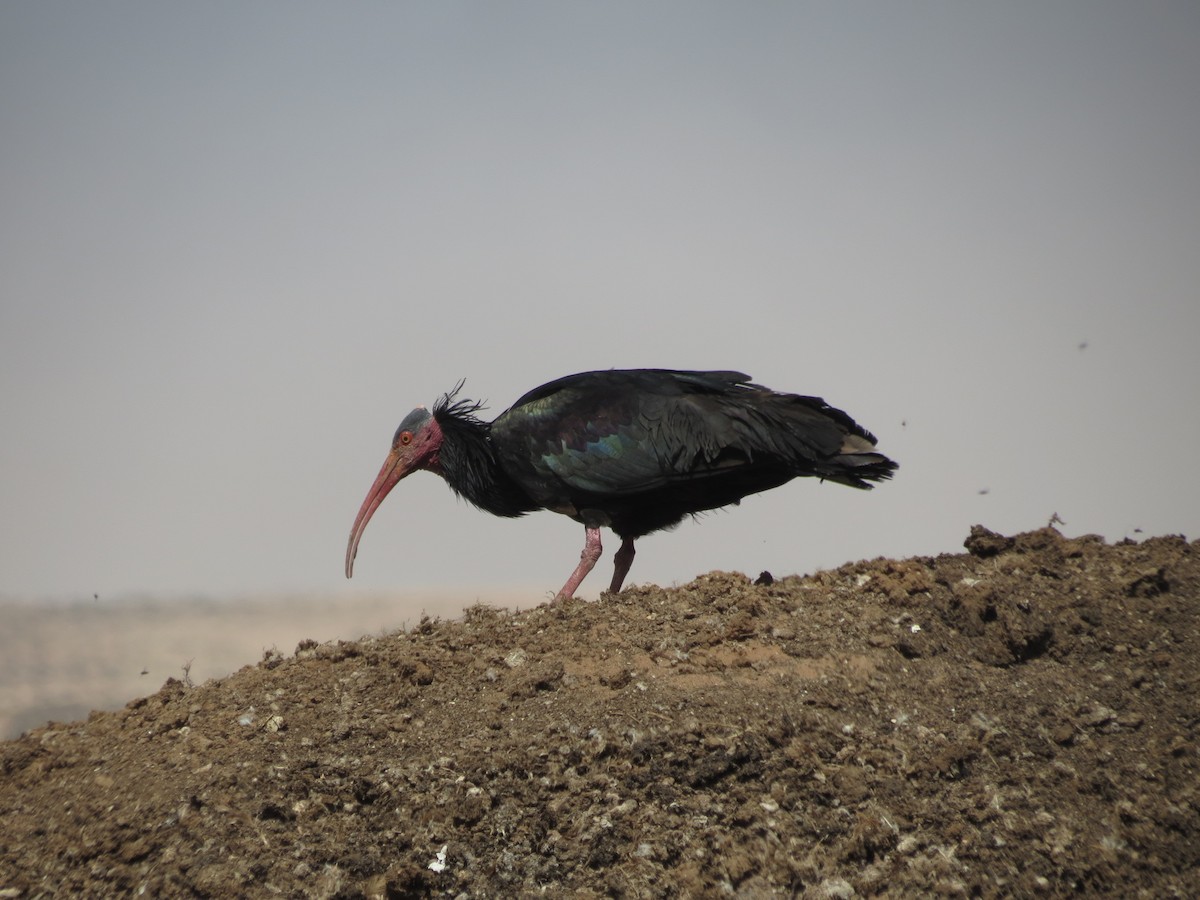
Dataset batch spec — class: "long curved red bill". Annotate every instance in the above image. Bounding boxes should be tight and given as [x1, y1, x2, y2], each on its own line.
[345, 449, 408, 578]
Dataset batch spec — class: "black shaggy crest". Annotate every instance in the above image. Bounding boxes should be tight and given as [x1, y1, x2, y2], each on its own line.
[433, 380, 486, 423]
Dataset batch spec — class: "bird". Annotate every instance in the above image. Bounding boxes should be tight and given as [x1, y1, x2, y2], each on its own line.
[345, 369, 897, 600]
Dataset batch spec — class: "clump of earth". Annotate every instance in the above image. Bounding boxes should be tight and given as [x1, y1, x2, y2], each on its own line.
[1, 525, 1197, 897]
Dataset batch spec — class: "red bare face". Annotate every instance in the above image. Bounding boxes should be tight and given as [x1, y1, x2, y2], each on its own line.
[344, 410, 443, 578]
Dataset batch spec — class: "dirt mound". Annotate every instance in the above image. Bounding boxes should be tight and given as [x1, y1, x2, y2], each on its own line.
[2, 526, 1197, 898]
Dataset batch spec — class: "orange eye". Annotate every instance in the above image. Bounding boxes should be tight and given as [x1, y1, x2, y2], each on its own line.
[399, 431, 413, 445]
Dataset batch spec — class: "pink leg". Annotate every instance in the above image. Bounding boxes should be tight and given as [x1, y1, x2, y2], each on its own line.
[555, 526, 603, 601]
[608, 536, 636, 594]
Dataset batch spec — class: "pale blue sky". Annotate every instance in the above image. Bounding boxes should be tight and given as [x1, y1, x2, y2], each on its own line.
[2, 3, 1198, 603]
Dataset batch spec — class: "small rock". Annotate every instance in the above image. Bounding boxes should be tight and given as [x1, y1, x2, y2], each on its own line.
[1051, 724, 1076, 746]
[504, 649, 528, 668]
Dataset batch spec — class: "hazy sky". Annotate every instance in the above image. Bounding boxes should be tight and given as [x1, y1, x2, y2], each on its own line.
[2, 3, 1198, 605]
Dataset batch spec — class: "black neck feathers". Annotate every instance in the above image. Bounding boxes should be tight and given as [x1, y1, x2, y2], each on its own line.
[433, 397, 538, 519]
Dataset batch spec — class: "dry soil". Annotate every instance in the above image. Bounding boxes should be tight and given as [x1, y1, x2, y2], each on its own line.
[1, 525, 1197, 897]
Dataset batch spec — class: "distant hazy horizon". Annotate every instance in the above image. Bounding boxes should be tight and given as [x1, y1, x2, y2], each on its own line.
[0, 589, 523, 740]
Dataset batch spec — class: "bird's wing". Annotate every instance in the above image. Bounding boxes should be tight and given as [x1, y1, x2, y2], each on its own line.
[492, 369, 851, 498]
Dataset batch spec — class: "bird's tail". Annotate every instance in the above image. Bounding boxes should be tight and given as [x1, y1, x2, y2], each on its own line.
[817, 432, 899, 489]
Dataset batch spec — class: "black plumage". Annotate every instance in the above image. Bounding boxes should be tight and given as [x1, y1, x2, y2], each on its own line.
[346, 369, 897, 599]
